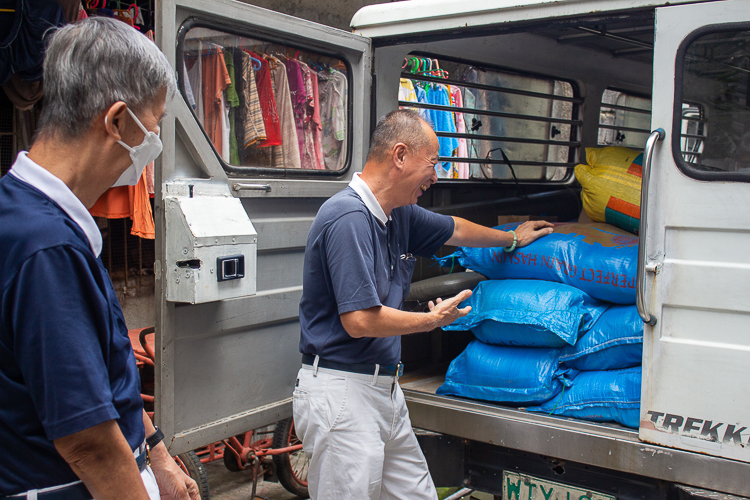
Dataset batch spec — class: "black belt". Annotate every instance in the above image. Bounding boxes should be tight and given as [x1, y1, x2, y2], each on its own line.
[302, 354, 403, 377]
[4, 447, 148, 499]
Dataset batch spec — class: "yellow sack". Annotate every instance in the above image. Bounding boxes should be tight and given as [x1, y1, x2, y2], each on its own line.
[575, 146, 643, 234]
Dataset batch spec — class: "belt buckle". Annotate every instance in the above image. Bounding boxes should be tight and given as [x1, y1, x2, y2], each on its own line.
[396, 362, 404, 377]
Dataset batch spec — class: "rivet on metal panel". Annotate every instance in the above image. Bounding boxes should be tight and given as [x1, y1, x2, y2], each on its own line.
[215, 239, 218, 244]
[185, 270, 191, 278]
[182, 248, 188, 255]
[232, 237, 236, 243]
[210, 268, 214, 274]
[645, 262, 661, 274]
[175, 278, 180, 283]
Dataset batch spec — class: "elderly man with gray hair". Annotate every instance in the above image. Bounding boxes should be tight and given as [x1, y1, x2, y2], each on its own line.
[0, 18, 199, 500]
[295, 109, 554, 498]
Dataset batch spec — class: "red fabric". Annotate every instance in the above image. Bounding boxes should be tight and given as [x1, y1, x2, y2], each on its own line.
[245, 50, 282, 147]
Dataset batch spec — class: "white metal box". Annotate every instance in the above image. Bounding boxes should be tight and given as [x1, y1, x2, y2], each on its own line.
[165, 196, 257, 304]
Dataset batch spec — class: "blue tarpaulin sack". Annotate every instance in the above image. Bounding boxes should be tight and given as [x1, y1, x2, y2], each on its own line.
[443, 280, 609, 348]
[528, 367, 641, 428]
[560, 305, 643, 371]
[436, 340, 577, 405]
[436, 222, 639, 304]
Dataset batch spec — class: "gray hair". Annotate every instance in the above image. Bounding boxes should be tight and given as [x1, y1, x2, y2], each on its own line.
[37, 17, 177, 140]
[366, 109, 434, 163]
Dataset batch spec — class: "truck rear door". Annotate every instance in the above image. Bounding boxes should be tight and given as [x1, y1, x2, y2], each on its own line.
[640, 0, 750, 463]
[154, 0, 371, 455]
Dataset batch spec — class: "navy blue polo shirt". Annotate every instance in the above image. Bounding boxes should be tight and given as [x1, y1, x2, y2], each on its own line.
[299, 174, 454, 366]
[0, 154, 144, 495]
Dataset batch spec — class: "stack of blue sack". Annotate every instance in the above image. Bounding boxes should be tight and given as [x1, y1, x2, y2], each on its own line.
[436, 222, 643, 429]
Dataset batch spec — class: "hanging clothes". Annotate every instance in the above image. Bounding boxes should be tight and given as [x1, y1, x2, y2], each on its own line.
[246, 49, 282, 148]
[0, 0, 65, 86]
[223, 50, 240, 164]
[185, 47, 204, 124]
[425, 84, 459, 177]
[235, 50, 267, 153]
[318, 68, 347, 171]
[451, 86, 469, 179]
[268, 55, 301, 169]
[299, 61, 324, 170]
[413, 83, 429, 122]
[284, 58, 307, 165]
[399, 78, 417, 103]
[89, 165, 155, 239]
[199, 45, 231, 157]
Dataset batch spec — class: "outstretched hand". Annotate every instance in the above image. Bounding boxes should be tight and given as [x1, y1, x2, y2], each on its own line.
[428, 289, 472, 329]
[515, 220, 554, 248]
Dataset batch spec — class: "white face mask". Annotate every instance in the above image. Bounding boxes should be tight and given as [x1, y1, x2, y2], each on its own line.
[110, 107, 163, 187]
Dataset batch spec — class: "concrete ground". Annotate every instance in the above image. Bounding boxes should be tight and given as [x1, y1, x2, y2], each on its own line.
[205, 459, 302, 500]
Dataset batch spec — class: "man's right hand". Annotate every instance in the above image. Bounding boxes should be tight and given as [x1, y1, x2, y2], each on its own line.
[428, 289, 473, 329]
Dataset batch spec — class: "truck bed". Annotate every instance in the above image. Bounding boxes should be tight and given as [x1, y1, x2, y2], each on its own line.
[399, 371, 750, 496]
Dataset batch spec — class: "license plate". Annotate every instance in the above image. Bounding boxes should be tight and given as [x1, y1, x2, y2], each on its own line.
[502, 471, 616, 500]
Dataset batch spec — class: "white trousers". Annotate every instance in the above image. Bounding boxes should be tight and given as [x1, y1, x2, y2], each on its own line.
[293, 364, 437, 500]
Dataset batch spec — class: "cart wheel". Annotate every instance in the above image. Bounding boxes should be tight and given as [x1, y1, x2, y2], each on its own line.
[272, 417, 309, 498]
[175, 451, 211, 500]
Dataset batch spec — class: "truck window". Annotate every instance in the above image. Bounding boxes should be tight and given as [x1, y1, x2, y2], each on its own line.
[598, 89, 651, 149]
[598, 89, 707, 163]
[179, 26, 350, 174]
[397, 55, 580, 182]
[676, 27, 750, 178]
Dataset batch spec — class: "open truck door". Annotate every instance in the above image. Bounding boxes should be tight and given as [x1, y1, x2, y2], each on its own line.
[153, 0, 371, 455]
[640, 0, 750, 463]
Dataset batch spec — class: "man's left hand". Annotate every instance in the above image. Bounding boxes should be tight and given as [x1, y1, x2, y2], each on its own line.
[515, 220, 554, 248]
[149, 445, 201, 500]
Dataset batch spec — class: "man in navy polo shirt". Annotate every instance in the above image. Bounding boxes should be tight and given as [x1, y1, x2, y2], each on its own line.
[0, 19, 198, 500]
[295, 109, 554, 499]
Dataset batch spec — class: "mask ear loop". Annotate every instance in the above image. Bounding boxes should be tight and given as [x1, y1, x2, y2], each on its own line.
[125, 107, 151, 135]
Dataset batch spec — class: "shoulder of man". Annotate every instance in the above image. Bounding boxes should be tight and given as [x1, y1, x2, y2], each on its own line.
[0, 177, 93, 291]
[315, 186, 371, 226]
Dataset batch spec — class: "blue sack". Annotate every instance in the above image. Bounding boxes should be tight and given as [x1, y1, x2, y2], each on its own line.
[436, 341, 577, 405]
[436, 223, 638, 304]
[443, 280, 608, 348]
[560, 305, 643, 371]
[528, 367, 641, 428]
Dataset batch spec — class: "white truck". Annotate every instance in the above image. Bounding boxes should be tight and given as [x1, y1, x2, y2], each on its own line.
[154, 0, 750, 497]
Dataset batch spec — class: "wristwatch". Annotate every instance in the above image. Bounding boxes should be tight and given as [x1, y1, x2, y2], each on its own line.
[146, 426, 164, 449]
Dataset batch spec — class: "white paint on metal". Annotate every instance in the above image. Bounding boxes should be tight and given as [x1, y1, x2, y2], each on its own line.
[351, 0, 713, 38]
[639, 2, 750, 464]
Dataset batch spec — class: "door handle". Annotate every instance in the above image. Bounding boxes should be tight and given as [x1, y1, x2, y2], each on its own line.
[637, 128, 665, 326]
[232, 183, 272, 192]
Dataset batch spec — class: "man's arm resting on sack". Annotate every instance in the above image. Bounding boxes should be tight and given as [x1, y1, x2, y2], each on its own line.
[446, 217, 554, 248]
[53, 420, 151, 500]
[340, 289, 473, 339]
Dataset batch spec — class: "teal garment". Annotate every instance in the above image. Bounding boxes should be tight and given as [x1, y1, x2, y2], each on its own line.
[224, 51, 240, 165]
[425, 84, 458, 172]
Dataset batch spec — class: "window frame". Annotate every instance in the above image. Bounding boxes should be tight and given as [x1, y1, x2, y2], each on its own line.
[597, 87, 653, 150]
[176, 17, 354, 178]
[397, 51, 582, 185]
[672, 21, 750, 183]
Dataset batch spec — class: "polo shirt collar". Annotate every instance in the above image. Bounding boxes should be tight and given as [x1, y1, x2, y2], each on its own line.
[349, 172, 390, 226]
[10, 151, 103, 257]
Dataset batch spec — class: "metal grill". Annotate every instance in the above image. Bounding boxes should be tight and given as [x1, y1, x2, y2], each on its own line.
[398, 55, 580, 183]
